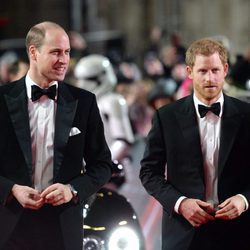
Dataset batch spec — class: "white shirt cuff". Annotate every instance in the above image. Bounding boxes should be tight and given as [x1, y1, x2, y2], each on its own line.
[174, 196, 187, 214]
[237, 194, 249, 211]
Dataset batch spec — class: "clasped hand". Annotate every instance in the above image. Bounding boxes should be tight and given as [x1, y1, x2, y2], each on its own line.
[11, 183, 73, 210]
[179, 196, 246, 227]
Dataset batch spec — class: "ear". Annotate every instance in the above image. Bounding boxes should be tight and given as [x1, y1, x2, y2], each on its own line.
[186, 65, 193, 80]
[29, 45, 37, 61]
[224, 63, 229, 77]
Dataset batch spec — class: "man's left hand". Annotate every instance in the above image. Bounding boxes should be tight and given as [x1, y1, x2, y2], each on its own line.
[215, 195, 246, 220]
[40, 183, 73, 206]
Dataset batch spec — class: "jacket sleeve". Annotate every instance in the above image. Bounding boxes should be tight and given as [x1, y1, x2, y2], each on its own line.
[140, 110, 182, 215]
[70, 95, 112, 203]
[0, 176, 15, 205]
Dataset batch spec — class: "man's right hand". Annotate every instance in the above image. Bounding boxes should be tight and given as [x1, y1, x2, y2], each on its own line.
[178, 198, 215, 227]
[11, 184, 44, 210]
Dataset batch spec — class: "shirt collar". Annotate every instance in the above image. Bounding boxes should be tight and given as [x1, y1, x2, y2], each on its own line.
[25, 74, 58, 100]
[193, 92, 224, 118]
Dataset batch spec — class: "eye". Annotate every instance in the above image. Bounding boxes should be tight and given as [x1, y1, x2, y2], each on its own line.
[65, 50, 70, 55]
[212, 68, 220, 73]
[198, 69, 207, 74]
[51, 50, 60, 55]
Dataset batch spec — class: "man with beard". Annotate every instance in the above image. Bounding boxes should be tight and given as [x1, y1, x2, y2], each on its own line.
[140, 38, 250, 250]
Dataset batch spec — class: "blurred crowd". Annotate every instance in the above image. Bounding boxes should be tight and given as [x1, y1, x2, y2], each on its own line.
[1, 26, 250, 139]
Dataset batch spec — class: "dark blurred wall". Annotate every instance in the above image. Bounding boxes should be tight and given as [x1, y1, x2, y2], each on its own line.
[0, 0, 250, 60]
[0, 0, 70, 38]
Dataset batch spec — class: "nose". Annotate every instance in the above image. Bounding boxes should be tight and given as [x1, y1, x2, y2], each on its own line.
[58, 56, 65, 63]
[58, 53, 69, 64]
[205, 71, 213, 82]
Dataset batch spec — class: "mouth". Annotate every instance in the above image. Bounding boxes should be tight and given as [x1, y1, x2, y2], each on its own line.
[54, 67, 66, 74]
[205, 85, 217, 90]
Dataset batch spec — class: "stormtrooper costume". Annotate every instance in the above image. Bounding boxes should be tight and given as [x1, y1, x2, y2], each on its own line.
[73, 54, 134, 167]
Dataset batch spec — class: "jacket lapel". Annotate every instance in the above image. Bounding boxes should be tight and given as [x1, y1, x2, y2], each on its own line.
[53, 83, 78, 179]
[4, 80, 33, 178]
[218, 95, 241, 177]
[174, 96, 204, 174]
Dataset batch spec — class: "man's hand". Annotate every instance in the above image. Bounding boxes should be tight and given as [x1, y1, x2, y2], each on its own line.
[40, 183, 73, 206]
[215, 195, 246, 220]
[12, 184, 44, 210]
[179, 198, 215, 227]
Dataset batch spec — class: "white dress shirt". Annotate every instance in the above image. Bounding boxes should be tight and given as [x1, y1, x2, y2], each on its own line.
[25, 74, 57, 192]
[194, 93, 223, 207]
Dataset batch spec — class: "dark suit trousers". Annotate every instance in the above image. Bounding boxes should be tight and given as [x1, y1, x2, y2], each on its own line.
[2, 205, 65, 250]
[189, 216, 250, 250]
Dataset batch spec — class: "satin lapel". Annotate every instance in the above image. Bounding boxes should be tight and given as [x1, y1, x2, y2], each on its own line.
[174, 96, 204, 165]
[53, 83, 78, 179]
[218, 96, 241, 177]
[4, 80, 33, 177]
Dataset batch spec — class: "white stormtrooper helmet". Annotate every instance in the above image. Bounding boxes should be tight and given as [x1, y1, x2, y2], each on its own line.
[74, 54, 117, 98]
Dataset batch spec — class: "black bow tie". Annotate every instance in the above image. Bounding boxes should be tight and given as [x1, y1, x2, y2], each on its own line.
[31, 85, 56, 102]
[198, 102, 221, 118]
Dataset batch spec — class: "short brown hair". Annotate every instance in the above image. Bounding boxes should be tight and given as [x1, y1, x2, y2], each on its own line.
[25, 21, 63, 53]
[185, 38, 228, 67]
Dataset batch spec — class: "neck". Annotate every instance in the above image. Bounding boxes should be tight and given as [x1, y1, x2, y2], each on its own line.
[27, 70, 52, 88]
[194, 93, 222, 106]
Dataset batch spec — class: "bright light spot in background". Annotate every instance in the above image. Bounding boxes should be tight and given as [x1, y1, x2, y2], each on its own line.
[108, 226, 140, 250]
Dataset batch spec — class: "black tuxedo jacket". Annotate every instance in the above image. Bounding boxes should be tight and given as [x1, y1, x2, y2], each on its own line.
[140, 94, 250, 250]
[0, 77, 112, 250]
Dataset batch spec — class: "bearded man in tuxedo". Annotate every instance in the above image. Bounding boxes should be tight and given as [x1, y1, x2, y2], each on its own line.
[140, 38, 250, 250]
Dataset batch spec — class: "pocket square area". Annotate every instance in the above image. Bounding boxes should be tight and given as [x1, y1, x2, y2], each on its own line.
[69, 127, 81, 136]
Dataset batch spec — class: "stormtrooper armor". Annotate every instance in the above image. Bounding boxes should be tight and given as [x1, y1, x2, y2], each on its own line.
[74, 54, 134, 162]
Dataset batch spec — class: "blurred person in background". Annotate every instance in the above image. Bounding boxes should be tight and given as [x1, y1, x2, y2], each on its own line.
[147, 77, 177, 110]
[160, 44, 178, 79]
[66, 31, 89, 84]
[228, 44, 250, 89]
[0, 21, 112, 250]
[8, 59, 29, 82]
[127, 79, 154, 137]
[145, 26, 164, 59]
[143, 27, 165, 81]
[0, 51, 18, 84]
[175, 77, 193, 100]
[68, 31, 88, 62]
[115, 58, 142, 101]
[113, 58, 154, 137]
[173, 63, 193, 99]
[170, 32, 186, 63]
[140, 38, 250, 250]
[143, 53, 165, 81]
[171, 62, 189, 87]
